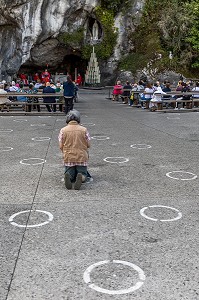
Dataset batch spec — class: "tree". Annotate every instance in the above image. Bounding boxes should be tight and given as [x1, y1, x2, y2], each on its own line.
[185, 0, 199, 68]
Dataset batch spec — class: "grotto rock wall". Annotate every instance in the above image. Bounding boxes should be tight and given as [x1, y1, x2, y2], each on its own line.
[0, 0, 144, 82]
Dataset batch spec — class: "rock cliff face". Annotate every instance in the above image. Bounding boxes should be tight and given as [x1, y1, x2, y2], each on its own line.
[0, 0, 144, 83]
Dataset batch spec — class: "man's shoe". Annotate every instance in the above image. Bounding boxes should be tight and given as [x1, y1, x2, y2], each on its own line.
[64, 173, 72, 189]
[74, 173, 82, 190]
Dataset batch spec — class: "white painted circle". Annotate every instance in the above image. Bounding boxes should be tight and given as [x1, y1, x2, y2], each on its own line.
[140, 205, 182, 222]
[56, 119, 65, 122]
[9, 210, 53, 228]
[91, 136, 110, 140]
[20, 158, 46, 165]
[30, 124, 46, 127]
[0, 129, 13, 133]
[130, 144, 152, 149]
[0, 147, 13, 152]
[166, 171, 197, 180]
[32, 137, 51, 142]
[13, 119, 27, 122]
[104, 157, 129, 164]
[38, 116, 51, 118]
[81, 123, 95, 126]
[1, 116, 13, 118]
[83, 260, 145, 295]
[167, 117, 180, 120]
[167, 113, 180, 115]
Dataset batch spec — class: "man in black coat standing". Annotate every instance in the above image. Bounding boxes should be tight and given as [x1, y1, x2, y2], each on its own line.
[43, 82, 56, 112]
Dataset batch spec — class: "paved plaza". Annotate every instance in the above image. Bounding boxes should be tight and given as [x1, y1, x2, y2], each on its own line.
[0, 89, 199, 300]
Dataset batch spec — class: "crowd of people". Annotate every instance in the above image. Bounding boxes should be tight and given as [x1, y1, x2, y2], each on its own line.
[1, 74, 199, 112]
[111, 79, 199, 110]
[17, 70, 83, 86]
[0, 73, 79, 113]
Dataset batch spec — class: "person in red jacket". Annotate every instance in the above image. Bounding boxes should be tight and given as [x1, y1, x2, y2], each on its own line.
[19, 73, 28, 85]
[112, 80, 123, 101]
[41, 69, 51, 83]
[33, 73, 40, 82]
[75, 73, 83, 86]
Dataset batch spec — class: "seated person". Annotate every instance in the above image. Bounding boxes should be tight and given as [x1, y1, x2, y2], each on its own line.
[0, 83, 10, 112]
[43, 82, 56, 112]
[140, 83, 153, 109]
[129, 83, 142, 106]
[162, 83, 172, 108]
[112, 81, 123, 101]
[16, 83, 27, 102]
[192, 82, 199, 107]
[26, 84, 40, 112]
[121, 81, 132, 104]
[174, 83, 191, 109]
[149, 86, 166, 110]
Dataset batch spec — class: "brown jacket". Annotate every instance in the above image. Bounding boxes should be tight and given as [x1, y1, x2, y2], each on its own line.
[61, 121, 90, 163]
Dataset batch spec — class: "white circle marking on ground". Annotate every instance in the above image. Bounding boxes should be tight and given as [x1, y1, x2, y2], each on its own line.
[0, 129, 13, 133]
[1, 116, 13, 118]
[167, 113, 180, 115]
[83, 260, 145, 295]
[81, 123, 95, 126]
[91, 136, 110, 140]
[13, 119, 27, 122]
[56, 119, 65, 122]
[30, 124, 46, 127]
[104, 157, 129, 164]
[38, 116, 51, 118]
[32, 137, 51, 142]
[20, 158, 46, 165]
[0, 147, 13, 152]
[9, 210, 53, 228]
[140, 205, 182, 222]
[130, 144, 152, 149]
[166, 170, 197, 180]
[167, 117, 180, 120]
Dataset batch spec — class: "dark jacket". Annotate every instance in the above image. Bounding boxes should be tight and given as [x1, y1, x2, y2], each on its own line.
[43, 86, 56, 103]
[63, 81, 76, 97]
[122, 84, 132, 96]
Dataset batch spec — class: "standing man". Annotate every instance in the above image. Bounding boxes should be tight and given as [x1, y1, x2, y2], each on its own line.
[43, 82, 56, 112]
[63, 75, 77, 115]
[58, 110, 91, 190]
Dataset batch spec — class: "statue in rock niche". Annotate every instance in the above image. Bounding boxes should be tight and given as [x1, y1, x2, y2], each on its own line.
[92, 20, 99, 40]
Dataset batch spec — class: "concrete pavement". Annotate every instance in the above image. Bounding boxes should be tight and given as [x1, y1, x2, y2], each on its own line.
[0, 89, 199, 299]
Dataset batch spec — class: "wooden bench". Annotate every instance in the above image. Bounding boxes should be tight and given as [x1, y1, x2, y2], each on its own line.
[0, 93, 64, 113]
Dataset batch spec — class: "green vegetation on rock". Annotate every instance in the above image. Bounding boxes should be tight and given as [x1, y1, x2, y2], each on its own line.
[58, 6, 118, 61]
[101, 0, 123, 15]
[120, 0, 199, 77]
[82, 6, 118, 60]
[58, 28, 84, 49]
[185, 0, 199, 68]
